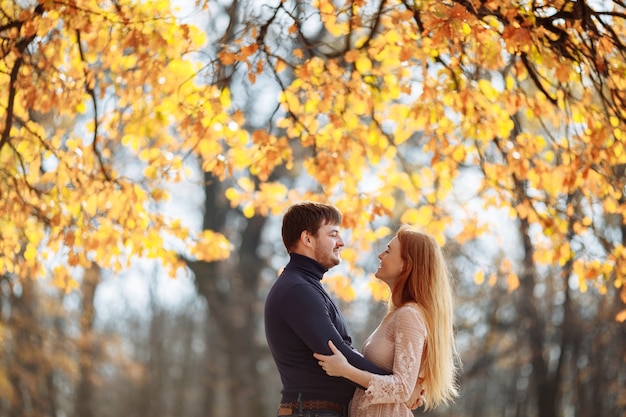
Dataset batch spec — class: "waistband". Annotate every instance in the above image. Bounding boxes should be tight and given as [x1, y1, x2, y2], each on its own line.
[278, 400, 345, 415]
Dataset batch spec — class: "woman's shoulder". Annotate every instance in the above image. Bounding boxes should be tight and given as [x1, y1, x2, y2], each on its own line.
[395, 303, 427, 324]
[390, 303, 428, 339]
[397, 301, 422, 313]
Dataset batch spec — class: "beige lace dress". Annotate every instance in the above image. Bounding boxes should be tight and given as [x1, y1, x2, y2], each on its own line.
[349, 303, 427, 417]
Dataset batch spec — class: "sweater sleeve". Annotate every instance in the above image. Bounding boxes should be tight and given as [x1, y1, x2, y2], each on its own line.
[284, 283, 390, 376]
[359, 306, 427, 407]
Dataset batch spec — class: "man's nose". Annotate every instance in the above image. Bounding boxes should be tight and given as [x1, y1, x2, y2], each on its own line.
[337, 236, 345, 247]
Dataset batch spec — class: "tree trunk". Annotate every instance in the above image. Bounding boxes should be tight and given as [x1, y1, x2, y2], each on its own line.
[188, 172, 266, 417]
[517, 217, 557, 417]
[7, 277, 57, 417]
[75, 265, 101, 417]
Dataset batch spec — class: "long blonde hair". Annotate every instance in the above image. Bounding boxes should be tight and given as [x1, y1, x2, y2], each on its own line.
[390, 225, 460, 409]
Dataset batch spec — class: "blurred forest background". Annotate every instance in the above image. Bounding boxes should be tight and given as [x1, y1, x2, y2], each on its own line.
[2, 1, 626, 417]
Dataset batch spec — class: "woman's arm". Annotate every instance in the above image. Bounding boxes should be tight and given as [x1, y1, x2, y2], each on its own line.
[314, 339, 425, 409]
[316, 306, 427, 407]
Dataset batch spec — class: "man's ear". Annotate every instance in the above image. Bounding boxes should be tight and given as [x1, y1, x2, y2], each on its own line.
[301, 230, 313, 247]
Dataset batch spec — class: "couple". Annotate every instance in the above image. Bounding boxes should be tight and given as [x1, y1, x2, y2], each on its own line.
[264, 201, 459, 417]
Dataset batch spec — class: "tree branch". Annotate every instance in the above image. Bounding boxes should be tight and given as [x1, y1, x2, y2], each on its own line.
[75, 29, 111, 181]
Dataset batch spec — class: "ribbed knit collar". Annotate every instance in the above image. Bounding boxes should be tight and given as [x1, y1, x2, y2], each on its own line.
[285, 252, 328, 280]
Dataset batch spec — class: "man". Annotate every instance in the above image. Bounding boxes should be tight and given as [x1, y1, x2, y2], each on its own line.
[265, 201, 389, 417]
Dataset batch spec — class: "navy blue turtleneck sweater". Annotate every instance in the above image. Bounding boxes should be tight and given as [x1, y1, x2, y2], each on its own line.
[264, 253, 389, 405]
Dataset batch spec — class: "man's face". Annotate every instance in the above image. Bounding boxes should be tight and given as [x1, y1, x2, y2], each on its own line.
[311, 223, 344, 269]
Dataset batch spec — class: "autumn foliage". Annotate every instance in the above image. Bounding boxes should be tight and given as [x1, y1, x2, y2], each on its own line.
[2, 0, 626, 316]
[1, 0, 233, 286]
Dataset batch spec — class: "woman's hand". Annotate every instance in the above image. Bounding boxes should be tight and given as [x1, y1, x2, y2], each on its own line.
[315, 340, 374, 388]
[406, 378, 426, 410]
[313, 340, 351, 377]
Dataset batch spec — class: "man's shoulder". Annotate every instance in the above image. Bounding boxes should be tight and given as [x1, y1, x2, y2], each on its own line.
[275, 274, 321, 293]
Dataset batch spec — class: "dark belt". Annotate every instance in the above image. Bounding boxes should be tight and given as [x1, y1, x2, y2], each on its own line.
[278, 400, 344, 414]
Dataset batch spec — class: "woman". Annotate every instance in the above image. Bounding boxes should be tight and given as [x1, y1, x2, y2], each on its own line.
[314, 225, 460, 416]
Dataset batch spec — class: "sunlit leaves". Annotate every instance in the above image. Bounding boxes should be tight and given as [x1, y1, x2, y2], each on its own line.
[190, 230, 233, 263]
[368, 277, 391, 302]
[0, 0, 236, 283]
[4, 0, 626, 310]
[322, 274, 356, 302]
[259, 0, 626, 298]
[315, 0, 349, 37]
[226, 180, 291, 218]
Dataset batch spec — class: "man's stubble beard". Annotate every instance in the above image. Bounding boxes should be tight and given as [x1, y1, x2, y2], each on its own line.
[315, 247, 341, 269]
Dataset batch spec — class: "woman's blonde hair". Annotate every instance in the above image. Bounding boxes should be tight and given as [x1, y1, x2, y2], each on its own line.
[390, 224, 460, 409]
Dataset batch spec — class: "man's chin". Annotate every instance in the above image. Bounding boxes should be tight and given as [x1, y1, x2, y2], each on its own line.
[326, 258, 341, 268]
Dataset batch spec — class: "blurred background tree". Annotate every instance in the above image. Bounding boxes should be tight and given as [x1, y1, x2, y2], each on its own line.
[1, 1, 625, 417]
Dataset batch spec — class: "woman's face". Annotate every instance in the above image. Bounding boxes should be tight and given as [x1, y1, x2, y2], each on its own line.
[375, 236, 404, 288]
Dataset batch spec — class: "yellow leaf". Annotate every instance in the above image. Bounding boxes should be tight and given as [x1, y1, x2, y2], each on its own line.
[275, 58, 287, 73]
[65, 138, 81, 150]
[478, 79, 498, 101]
[401, 206, 433, 226]
[319, 0, 335, 14]
[505, 75, 515, 91]
[452, 145, 466, 162]
[237, 177, 255, 192]
[191, 230, 232, 262]
[378, 194, 396, 211]
[340, 247, 358, 263]
[462, 22, 471, 36]
[355, 54, 372, 74]
[368, 277, 390, 302]
[474, 269, 485, 284]
[572, 108, 584, 123]
[516, 202, 529, 219]
[220, 87, 232, 108]
[52, 267, 79, 293]
[242, 203, 255, 218]
[373, 226, 392, 239]
[323, 274, 355, 302]
[84, 193, 99, 216]
[506, 272, 519, 293]
[24, 243, 37, 262]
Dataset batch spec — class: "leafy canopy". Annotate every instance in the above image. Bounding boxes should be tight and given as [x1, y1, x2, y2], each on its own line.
[222, 0, 626, 304]
[1, 0, 234, 286]
[2, 1, 626, 315]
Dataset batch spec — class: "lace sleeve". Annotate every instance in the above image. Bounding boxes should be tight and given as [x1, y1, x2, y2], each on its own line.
[359, 306, 427, 408]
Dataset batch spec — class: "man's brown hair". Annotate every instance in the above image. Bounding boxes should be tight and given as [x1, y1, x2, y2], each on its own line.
[281, 202, 342, 252]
